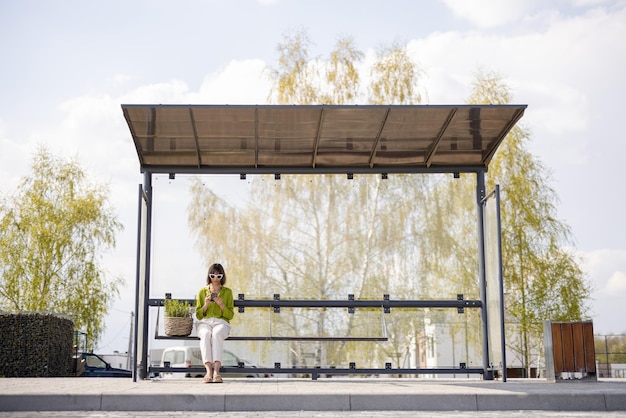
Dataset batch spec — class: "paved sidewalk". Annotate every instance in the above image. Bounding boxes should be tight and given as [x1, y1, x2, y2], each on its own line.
[2, 411, 626, 418]
[1, 378, 626, 412]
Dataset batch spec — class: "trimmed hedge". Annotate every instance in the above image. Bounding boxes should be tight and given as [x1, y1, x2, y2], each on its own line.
[0, 312, 74, 377]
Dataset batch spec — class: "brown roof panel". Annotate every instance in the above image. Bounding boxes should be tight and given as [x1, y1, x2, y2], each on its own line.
[122, 104, 526, 174]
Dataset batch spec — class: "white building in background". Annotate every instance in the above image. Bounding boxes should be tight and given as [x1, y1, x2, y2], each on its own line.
[402, 315, 484, 379]
[401, 313, 545, 379]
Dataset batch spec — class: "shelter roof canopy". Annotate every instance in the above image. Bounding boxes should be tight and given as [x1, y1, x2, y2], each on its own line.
[122, 104, 526, 175]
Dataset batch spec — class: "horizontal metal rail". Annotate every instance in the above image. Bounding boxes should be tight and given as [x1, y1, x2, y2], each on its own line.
[150, 365, 484, 381]
[149, 297, 482, 309]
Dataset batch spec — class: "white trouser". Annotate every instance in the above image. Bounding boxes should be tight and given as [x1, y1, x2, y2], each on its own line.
[197, 318, 231, 363]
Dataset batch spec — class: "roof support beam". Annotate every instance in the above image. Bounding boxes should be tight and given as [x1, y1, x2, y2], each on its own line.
[311, 107, 326, 168]
[254, 107, 259, 168]
[368, 107, 391, 168]
[146, 107, 156, 157]
[425, 108, 457, 167]
[188, 108, 202, 168]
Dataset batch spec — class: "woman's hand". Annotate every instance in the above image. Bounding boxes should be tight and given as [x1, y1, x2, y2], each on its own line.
[203, 294, 212, 310]
[213, 295, 224, 310]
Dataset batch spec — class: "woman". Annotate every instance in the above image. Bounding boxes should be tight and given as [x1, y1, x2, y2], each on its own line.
[195, 263, 234, 383]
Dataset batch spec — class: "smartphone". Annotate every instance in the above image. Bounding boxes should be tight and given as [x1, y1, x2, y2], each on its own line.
[210, 292, 218, 300]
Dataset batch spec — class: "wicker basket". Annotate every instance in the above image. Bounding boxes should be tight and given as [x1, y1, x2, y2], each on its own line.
[164, 316, 193, 337]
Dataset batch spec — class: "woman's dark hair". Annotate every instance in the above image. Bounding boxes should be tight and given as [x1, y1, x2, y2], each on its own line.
[206, 263, 226, 285]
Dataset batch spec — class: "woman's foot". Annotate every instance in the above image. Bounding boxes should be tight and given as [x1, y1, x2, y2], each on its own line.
[203, 362, 213, 383]
[212, 374, 223, 383]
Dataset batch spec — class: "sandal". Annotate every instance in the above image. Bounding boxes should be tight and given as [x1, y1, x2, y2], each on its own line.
[213, 374, 223, 383]
[202, 375, 213, 383]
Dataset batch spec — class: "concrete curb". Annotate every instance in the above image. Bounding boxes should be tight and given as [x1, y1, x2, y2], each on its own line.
[1, 378, 625, 412]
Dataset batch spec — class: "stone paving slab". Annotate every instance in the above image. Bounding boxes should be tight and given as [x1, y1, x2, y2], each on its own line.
[2, 412, 626, 418]
[1, 378, 625, 412]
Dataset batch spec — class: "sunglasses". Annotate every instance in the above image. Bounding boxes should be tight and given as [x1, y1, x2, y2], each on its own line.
[209, 273, 223, 279]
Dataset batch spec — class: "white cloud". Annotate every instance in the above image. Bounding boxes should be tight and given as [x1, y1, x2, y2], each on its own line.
[572, 0, 615, 6]
[119, 79, 192, 105]
[197, 59, 272, 104]
[580, 248, 626, 333]
[522, 82, 589, 135]
[405, 5, 626, 170]
[440, 0, 622, 29]
[583, 248, 626, 280]
[441, 0, 541, 28]
[587, 250, 626, 298]
[607, 271, 626, 294]
[51, 95, 136, 185]
[112, 74, 132, 84]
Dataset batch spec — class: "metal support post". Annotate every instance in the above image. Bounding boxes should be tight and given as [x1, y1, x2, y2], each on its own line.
[140, 171, 153, 379]
[476, 170, 493, 380]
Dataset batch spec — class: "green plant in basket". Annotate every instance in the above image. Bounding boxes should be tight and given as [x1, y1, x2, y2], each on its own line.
[163, 299, 193, 336]
[164, 299, 191, 317]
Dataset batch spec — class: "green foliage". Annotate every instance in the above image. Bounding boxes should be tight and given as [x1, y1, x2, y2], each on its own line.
[187, 32, 592, 373]
[471, 69, 592, 373]
[321, 36, 363, 104]
[0, 146, 123, 346]
[189, 173, 430, 366]
[268, 28, 320, 104]
[369, 43, 424, 104]
[207, 32, 432, 370]
[164, 299, 191, 317]
[269, 29, 368, 105]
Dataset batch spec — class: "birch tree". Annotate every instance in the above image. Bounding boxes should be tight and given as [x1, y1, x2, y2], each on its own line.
[190, 30, 428, 367]
[473, 69, 592, 375]
[0, 147, 123, 346]
[188, 32, 592, 375]
[369, 42, 424, 105]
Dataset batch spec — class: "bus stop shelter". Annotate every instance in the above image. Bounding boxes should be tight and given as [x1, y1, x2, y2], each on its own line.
[122, 103, 526, 380]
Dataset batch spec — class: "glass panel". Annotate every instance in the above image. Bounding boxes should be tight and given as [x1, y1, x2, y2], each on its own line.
[222, 350, 238, 366]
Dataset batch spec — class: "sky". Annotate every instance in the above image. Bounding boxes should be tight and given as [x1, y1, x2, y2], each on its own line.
[1, 0, 625, 356]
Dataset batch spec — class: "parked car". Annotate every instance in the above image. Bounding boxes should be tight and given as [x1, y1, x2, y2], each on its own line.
[79, 352, 132, 378]
[160, 346, 270, 378]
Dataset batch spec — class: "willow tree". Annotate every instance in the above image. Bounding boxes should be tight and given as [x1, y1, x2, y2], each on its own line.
[0, 147, 123, 346]
[189, 173, 432, 367]
[321, 36, 364, 104]
[412, 70, 592, 374]
[270, 30, 425, 368]
[369, 42, 425, 105]
[189, 30, 427, 368]
[473, 69, 591, 375]
[268, 28, 364, 105]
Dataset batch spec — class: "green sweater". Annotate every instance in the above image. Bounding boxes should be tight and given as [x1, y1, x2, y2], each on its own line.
[195, 286, 235, 323]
